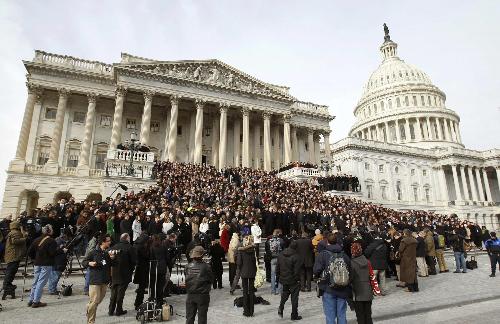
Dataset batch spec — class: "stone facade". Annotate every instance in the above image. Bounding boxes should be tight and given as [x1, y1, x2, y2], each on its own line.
[326, 31, 500, 230]
[1, 51, 333, 218]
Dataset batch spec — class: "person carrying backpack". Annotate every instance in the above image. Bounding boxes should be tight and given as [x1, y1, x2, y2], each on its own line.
[313, 232, 351, 324]
[266, 229, 284, 295]
[434, 231, 449, 273]
[485, 232, 500, 277]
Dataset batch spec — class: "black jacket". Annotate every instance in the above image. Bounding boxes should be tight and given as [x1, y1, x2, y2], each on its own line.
[416, 237, 426, 257]
[276, 247, 300, 285]
[295, 237, 314, 268]
[209, 243, 225, 273]
[83, 246, 116, 285]
[28, 235, 57, 266]
[185, 260, 213, 294]
[364, 238, 388, 270]
[237, 245, 257, 279]
[111, 240, 137, 285]
[150, 243, 169, 275]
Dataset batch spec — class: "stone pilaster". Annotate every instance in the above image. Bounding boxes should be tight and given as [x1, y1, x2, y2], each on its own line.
[77, 93, 98, 176]
[291, 126, 298, 162]
[273, 124, 280, 169]
[415, 117, 422, 141]
[395, 119, 401, 143]
[211, 112, 219, 168]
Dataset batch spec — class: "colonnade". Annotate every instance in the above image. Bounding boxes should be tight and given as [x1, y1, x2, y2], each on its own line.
[445, 164, 500, 203]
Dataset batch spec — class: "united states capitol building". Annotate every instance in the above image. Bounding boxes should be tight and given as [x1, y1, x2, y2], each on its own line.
[1, 27, 499, 229]
[329, 27, 500, 229]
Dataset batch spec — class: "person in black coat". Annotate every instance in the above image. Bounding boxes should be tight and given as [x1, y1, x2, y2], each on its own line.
[236, 235, 257, 317]
[108, 233, 137, 316]
[133, 232, 150, 309]
[185, 246, 213, 324]
[209, 239, 225, 289]
[149, 234, 170, 307]
[364, 233, 388, 295]
[276, 240, 302, 321]
[295, 233, 314, 292]
[119, 213, 133, 240]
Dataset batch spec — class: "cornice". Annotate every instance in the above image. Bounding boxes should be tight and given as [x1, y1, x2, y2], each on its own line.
[25, 61, 115, 86]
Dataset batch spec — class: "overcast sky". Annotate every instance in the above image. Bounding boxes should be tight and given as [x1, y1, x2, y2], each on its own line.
[0, 0, 499, 208]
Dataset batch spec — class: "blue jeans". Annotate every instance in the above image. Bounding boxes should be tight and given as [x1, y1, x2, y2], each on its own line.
[271, 258, 282, 294]
[29, 265, 52, 303]
[322, 291, 347, 324]
[48, 270, 62, 293]
[454, 252, 466, 272]
[84, 269, 90, 293]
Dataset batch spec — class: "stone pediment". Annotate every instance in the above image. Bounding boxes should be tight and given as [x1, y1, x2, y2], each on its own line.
[117, 55, 294, 101]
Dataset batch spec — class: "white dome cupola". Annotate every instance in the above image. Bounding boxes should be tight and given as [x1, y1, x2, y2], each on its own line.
[349, 24, 464, 149]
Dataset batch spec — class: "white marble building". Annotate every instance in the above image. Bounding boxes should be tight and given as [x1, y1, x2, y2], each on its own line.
[1, 51, 332, 217]
[328, 29, 500, 229]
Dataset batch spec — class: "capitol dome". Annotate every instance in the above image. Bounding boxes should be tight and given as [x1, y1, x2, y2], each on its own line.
[349, 26, 464, 149]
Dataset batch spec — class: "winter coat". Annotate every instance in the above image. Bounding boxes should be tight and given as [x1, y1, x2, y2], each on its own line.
[227, 234, 240, 264]
[185, 260, 213, 294]
[4, 221, 26, 263]
[276, 246, 300, 285]
[295, 237, 314, 268]
[364, 238, 387, 270]
[399, 236, 417, 284]
[209, 243, 225, 274]
[220, 228, 230, 253]
[133, 233, 150, 285]
[416, 237, 426, 257]
[28, 234, 57, 266]
[312, 234, 323, 254]
[237, 244, 257, 279]
[111, 240, 137, 285]
[150, 243, 169, 275]
[424, 231, 436, 257]
[313, 243, 351, 299]
[83, 246, 116, 285]
[251, 224, 262, 244]
[350, 255, 373, 302]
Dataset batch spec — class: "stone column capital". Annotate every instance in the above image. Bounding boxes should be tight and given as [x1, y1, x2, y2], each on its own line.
[115, 86, 127, 97]
[57, 88, 71, 99]
[26, 82, 41, 94]
[170, 95, 180, 106]
[143, 90, 155, 102]
[283, 113, 292, 122]
[307, 128, 315, 135]
[87, 92, 98, 104]
[242, 107, 251, 116]
[195, 99, 205, 110]
[219, 103, 229, 113]
[262, 112, 271, 120]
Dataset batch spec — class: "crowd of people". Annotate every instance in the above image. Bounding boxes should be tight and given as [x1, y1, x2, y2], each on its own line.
[317, 174, 360, 192]
[0, 160, 499, 324]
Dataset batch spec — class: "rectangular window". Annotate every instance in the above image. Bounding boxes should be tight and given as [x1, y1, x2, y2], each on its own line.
[423, 170, 427, 176]
[95, 151, 106, 170]
[73, 111, 86, 123]
[421, 96, 425, 106]
[396, 98, 401, 107]
[126, 119, 137, 130]
[260, 135, 263, 146]
[428, 96, 432, 106]
[413, 187, 418, 201]
[381, 186, 387, 200]
[365, 162, 370, 170]
[412, 96, 417, 106]
[379, 164, 384, 173]
[100, 115, 112, 127]
[45, 108, 57, 120]
[150, 121, 160, 133]
[396, 181, 402, 200]
[37, 147, 50, 165]
[411, 169, 415, 176]
[425, 188, 430, 202]
[367, 185, 373, 199]
[67, 149, 79, 168]
[177, 126, 182, 136]
[405, 96, 409, 106]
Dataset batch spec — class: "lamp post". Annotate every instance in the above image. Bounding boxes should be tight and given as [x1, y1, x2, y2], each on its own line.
[319, 159, 335, 177]
[127, 131, 140, 176]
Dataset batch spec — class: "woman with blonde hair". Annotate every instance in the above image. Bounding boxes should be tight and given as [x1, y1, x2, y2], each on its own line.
[228, 233, 240, 290]
[236, 235, 257, 317]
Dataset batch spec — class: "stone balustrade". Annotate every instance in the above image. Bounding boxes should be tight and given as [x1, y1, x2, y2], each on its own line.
[34, 50, 113, 75]
[278, 166, 320, 180]
[104, 161, 153, 179]
[26, 164, 44, 174]
[106, 149, 155, 163]
[89, 169, 104, 177]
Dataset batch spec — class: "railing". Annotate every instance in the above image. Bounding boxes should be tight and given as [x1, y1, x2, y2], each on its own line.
[26, 164, 44, 174]
[90, 169, 104, 177]
[33, 50, 113, 75]
[63, 167, 77, 175]
[104, 161, 154, 179]
[292, 101, 330, 115]
[106, 149, 155, 163]
[278, 167, 320, 179]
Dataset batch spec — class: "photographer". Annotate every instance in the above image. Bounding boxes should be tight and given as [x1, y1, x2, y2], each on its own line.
[48, 228, 72, 295]
[108, 233, 137, 316]
[2, 219, 27, 300]
[83, 233, 116, 324]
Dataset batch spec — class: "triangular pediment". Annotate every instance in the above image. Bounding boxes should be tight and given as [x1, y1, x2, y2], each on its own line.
[117, 54, 294, 101]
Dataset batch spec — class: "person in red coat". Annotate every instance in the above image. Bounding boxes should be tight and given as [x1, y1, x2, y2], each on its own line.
[220, 224, 230, 253]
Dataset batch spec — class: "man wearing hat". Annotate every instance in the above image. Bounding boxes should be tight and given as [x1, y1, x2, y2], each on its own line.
[185, 246, 213, 324]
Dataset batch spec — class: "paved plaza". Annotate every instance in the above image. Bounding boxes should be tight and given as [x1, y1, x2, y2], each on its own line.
[0, 253, 499, 324]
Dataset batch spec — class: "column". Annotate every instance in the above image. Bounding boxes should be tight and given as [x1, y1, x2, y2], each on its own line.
[450, 120, 457, 142]
[193, 99, 204, 164]
[242, 108, 250, 167]
[77, 93, 97, 175]
[426, 117, 434, 140]
[460, 165, 470, 201]
[45, 88, 70, 173]
[233, 117, 241, 167]
[263, 113, 271, 171]
[475, 167, 485, 201]
[273, 125, 280, 168]
[314, 134, 320, 165]
[291, 126, 298, 161]
[253, 119, 261, 169]
[438, 166, 449, 201]
[404, 119, 411, 142]
[161, 108, 170, 161]
[283, 115, 292, 164]
[26, 89, 44, 164]
[415, 117, 423, 141]
[218, 104, 228, 169]
[211, 113, 219, 168]
[468, 166, 479, 201]
[324, 132, 331, 163]
[443, 118, 451, 141]
[167, 96, 179, 161]
[496, 167, 500, 199]
[110, 86, 127, 150]
[307, 129, 314, 164]
[139, 90, 154, 146]
[395, 120, 401, 143]
[188, 113, 196, 162]
[436, 117, 443, 140]
[451, 165, 462, 201]
[455, 122, 462, 143]
[483, 168, 492, 202]
[367, 127, 372, 140]
[384, 122, 390, 142]
[375, 124, 381, 141]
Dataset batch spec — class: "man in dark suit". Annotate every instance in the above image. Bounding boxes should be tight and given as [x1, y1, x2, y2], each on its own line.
[108, 233, 137, 316]
[295, 233, 314, 292]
